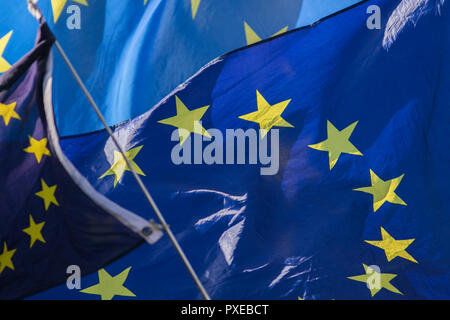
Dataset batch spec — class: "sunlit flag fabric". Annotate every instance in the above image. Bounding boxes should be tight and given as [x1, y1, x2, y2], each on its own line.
[295, 0, 361, 26]
[27, 0, 450, 300]
[0, 1, 369, 138]
[34, 0, 305, 136]
[0, 22, 162, 299]
[0, 1, 39, 74]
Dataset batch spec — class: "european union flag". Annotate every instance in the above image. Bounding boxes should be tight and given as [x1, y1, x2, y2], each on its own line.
[41, 0, 449, 300]
[0, 22, 162, 299]
[0, 1, 38, 74]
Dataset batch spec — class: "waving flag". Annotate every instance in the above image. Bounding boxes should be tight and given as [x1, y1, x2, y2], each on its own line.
[10, 0, 303, 136]
[0, 22, 162, 299]
[1, 1, 370, 138]
[27, 0, 449, 300]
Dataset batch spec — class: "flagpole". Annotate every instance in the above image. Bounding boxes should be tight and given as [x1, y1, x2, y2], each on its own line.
[27, 0, 211, 300]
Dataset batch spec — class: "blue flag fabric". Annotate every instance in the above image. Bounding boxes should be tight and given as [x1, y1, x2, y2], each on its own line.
[31, 0, 450, 300]
[1, 1, 364, 137]
[0, 1, 39, 74]
[296, 0, 361, 27]
[25, 0, 450, 299]
[0, 22, 162, 299]
[39, 0, 304, 136]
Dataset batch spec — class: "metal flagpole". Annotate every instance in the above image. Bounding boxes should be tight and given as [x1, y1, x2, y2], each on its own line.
[27, 0, 211, 300]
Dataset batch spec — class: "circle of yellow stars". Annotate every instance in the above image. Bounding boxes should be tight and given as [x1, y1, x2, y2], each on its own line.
[0, 1, 418, 300]
[0, 176, 58, 274]
[306, 118, 415, 298]
[0, 99, 58, 277]
[0, 93, 138, 301]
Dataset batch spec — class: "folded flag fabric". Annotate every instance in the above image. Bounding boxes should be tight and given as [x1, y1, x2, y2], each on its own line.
[0, 22, 162, 299]
[47, 0, 450, 300]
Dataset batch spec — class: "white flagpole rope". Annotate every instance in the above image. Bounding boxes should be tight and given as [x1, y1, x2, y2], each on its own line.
[27, 0, 211, 301]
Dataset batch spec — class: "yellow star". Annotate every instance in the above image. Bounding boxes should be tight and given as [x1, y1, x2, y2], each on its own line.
[80, 267, 136, 300]
[22, 215, 46, 248]
[348, 264, 402, 297]
[99, 145, 146, 187]
[144, 0, 148, 5]
[308, 120, 362, 170]
[354, 170, 406, 212]
[244, 21, 288, 45]
[0, 30, 13, 74]
[51, 0, 88, 23]
[0, 101, 20, 126]
[24, 136, 51, 164]
[35, 178, 59, 211]
[0, 242, 16, 275]
[365, 227, 417, 263]
[191, 0, 201, 19]
[239, 90, 294, 138]
[157, 96, 211, 145]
